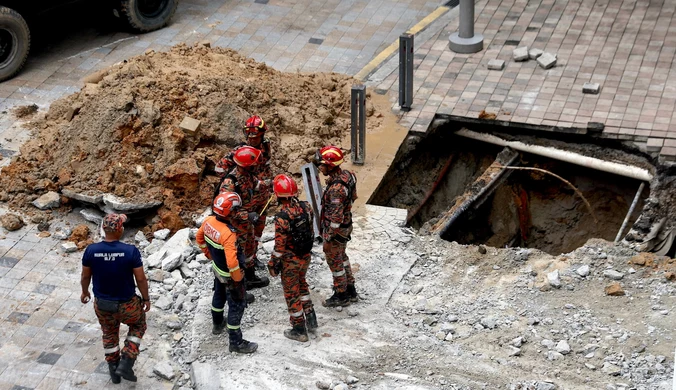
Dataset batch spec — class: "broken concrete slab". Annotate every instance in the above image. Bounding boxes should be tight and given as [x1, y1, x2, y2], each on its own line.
[179, 116, 201, 133]
[145, 228, 193, 269]
[154, 229, 171, 240]
[583, 82, 601, 94]
[513, 46, 529, 61]
[528, 48, 543, 60]
[537, 53, 557, 69]
[61, 242, 78, 253]
[153, 361, 176, 381]
[191, 362, 219, 390]
[102, 194, 162, 211]
[80, 208, 105, 224]
[61, 188, 104, 204]
[32, 192, 60, 210]
[162, 253, 183, 272]
[193, 208, 212, 227]
[487, 59, 505, 71]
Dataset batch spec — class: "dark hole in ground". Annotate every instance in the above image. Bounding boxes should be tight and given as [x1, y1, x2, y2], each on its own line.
[369, 126, 649, 255]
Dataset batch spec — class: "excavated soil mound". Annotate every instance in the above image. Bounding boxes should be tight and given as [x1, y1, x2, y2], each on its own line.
[0, 44, 384, 228]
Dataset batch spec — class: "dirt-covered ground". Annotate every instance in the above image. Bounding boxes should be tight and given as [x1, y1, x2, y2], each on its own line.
[0, 43, 386, 231]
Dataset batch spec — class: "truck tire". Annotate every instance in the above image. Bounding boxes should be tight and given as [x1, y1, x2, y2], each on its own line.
[0, 7, 30, 82]
[119, 0, 178, 32]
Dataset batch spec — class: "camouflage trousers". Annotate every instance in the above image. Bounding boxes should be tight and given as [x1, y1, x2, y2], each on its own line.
[281, 253, 313, 327]
[94, 296, 147, 363]
[238, 206, 267, 268]
[323, 238, 355, 293]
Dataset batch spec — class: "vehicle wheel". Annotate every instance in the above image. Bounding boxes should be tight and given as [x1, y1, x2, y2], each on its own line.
[119, 0, 178, 32]
[0, 7, 30, 82]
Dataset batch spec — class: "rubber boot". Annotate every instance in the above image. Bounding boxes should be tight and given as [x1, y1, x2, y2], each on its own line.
[229, 339, 258, 354]
[245, 267, 270, 290]
[108, 361, 121, 384]
[246, 292, 255, 304]
[284, 325, 309, 342]
[212, 322, 226, 335]
[306, 309, 318, 331]
[114, 357, 137, 382]
[323, 290, 350, 307]
[346, 284, 359, 302]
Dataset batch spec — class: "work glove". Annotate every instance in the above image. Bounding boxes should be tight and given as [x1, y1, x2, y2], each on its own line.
[230, 281, 246, 302]
[248, 212, 259, 224]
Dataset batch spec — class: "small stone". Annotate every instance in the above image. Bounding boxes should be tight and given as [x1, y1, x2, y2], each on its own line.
[196, 253, 210, 264]
[345, 376, 358, 385]
[179, 116, 201, 133]
[198, 41, 211, 48]
[148, 269, 167, 282]
[585, 363, 596, 370]
[480, 317, 497, 329]
[537, 52, 557, 69]
[32, 191, 61, 210]
[513, 46, 529, 61]
[173, 333, 183, 342]
[583, 82, 601, 94]
[487, 59, 505, 71]
[155, 296, 173, 311]
[346, 308, 358, 317]
[478, 245, 487, 254]
[547, 351, 563, 360]
[61, 242, 78, 253]
[510, 337, 523, 347]
[37, 222, 50, 232]
[154, 229, 171, 240]
[665, 272, 676, 281]
[528, 317, 540, 326]
[435, 331, 447, 340]
[411, 285, 424, 294]
[508, 346, 521, 356]
[447, 314, 459, 322]
[166, 321, 183, 330]
[547, 270, 561, 288]
[335, 306, 343, 312]
[135, 231, 148, 243]
[541, 339, 555, 349]
[53, 226, 72, 240]
[555, 340, 571, 355]
[528, 48, 543, 59]
[601, 362, 621, 376]
[603, 269, 624, 280]
[153, 361, 176, 381]
[38, 231, 51, 238]
[0, 214, 24, 231]
[576, 265, 590, 277]
[604, 283, 625, 296]
[333, 383, 349, 390]
[316, 381, 331, 390]
[444, 333, 453, 341]
[423, 316, 438, 326]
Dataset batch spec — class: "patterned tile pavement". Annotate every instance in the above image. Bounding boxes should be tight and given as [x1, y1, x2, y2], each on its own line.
[373, 0, 676, 161]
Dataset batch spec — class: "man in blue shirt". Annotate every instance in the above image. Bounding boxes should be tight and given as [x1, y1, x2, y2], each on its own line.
[80, 213, 150, 384]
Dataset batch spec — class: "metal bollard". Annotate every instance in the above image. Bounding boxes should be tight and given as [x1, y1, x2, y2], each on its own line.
[448, 0, 483, 53]
[301, 162, 323, 239]
[399, 33, 414, 111]
[350, 84, 366, 165]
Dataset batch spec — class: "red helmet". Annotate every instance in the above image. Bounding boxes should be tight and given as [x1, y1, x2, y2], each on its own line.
[314, 145, 344, 167]
[233, 146, 261, 167]
[243, 115, 267, 138]
[213, 192, 242, 218]
[273, 174, 298, 198]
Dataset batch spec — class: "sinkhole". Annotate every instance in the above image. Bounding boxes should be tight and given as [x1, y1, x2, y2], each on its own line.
[369, 122, 650, 255]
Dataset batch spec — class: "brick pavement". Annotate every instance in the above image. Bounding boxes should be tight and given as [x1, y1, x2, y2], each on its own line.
[373, 0, 676, 161]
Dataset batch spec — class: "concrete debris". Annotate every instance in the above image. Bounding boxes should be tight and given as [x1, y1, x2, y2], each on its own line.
[80, 208, 104, 224]
[537, 52, 557, 69]
[196, 253, 210, 264]
[146, 228, 193, 269]
[155, 296, 173, 311]
[153, 361, 176, 381]
[528, 48, 543, 59]
[345, 376, 359, 384]
[179, 116, 201, 133]
[61, 242, 78, 253]
[602, 362, 621, 376]
[102, 193, 162, 211]
[555, 340, 570, 354]
[193, 208, 212, 227]
[61, 188, 103, 204]
[547, 270, 561, 288]
[487, 59, 505, 70]
[154, 228, 171, 240]
[603, 269, 624, 280]
[575, 264, 590, 277]
[513, 46, 529, 61]
[53, 226, 72, 240]
[32, 191, 60, 209]
[316, 381, 331, 389]
[135, 230, 148, 243]
[582, 82, 601, 94]
[1, 213, 24, 231]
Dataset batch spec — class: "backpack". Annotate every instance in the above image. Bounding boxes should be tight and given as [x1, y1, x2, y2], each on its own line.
[278, 201, 314, 256]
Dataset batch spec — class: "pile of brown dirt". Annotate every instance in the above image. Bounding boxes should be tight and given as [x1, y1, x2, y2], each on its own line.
[0, 44, 385, 229]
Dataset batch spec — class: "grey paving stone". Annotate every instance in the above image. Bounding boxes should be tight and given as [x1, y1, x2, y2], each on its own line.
[10, 386, 34, 390]
[7, 312, 30, 324]
[0, 257, 20, 268]
[36, 352, 61, 365]
[33, 284, 56, 295]
[62, 321, 84, 333]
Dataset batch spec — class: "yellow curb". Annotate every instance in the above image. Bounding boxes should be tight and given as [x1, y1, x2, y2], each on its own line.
[354, 5, 450, 81]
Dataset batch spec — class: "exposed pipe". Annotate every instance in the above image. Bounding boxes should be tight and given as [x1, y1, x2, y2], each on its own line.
[406, 154, 455, 225]
[615, 182, 646, 243]
[455, 129, 653, 182]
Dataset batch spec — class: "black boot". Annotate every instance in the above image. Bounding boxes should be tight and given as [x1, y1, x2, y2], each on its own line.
[212, 322, 226, 335]
[284, 325, 308, 342]
[114, 357, 137, 382]
[254, 256, 266, 270]
[246, 292, 255, 304]
[347, 284, 359, 302]
[245, 267, 269, 290]
[108, 361, 121, 384]
[229, 339, 258, 354]
[306, 309, 318, 331]
[323, 290, 350, 307]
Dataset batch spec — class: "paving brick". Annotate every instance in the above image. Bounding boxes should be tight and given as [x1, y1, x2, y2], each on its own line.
[487, 60, 505, 71]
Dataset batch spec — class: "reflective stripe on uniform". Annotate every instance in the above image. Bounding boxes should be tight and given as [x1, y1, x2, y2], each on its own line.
[211, 306, 225, 312]
[212, 262, 231, 277]
[126, 336, 142, 345]
[198, 243, 207, 249]
[215, 167, 225, 173]
[332, 270, 346, 277]
[300, 295, 311, 301]
[104, 346, 120, 354]
[227, 323, 240, 330]
[205, 236, 224, 250]
[330, 222, 341, 228]
[290, 310, 304, 317]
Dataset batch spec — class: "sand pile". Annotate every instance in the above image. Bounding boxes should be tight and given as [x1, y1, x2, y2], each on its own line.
[0, 43, 384, 230]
